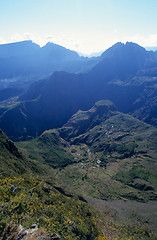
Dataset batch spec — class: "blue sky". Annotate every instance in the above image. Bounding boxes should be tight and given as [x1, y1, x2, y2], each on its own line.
[0, 0, 157, 54]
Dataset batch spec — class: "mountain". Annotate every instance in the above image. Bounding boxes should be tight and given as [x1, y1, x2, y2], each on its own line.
[1, 42, 157, 140]
[1, 41, 157, 239]
[0, 41, 40, 82]
[131, 80, 157, 126]
[0, 40, 98, 90]
[89, 42, 148, 82]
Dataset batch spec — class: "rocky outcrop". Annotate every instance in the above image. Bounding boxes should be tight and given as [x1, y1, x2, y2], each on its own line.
[0, 223, 60, 240]
[59, 100, 116, 141]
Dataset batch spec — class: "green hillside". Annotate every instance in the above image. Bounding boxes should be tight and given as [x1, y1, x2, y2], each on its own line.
[17, 129, 74, 169]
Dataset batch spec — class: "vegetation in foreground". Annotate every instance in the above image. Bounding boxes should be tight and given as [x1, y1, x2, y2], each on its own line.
[0, 176, 99, 239]
[1, 176, 156, 239]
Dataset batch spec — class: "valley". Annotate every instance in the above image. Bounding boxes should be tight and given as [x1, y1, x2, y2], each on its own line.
[0, 41, 157, 239]
[15, 100, 157, 238]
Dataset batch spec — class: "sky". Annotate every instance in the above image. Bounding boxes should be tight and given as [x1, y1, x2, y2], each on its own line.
[0, 0, 157, 55]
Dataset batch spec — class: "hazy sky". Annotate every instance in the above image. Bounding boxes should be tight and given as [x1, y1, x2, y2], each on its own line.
[1, 0, 157, 54]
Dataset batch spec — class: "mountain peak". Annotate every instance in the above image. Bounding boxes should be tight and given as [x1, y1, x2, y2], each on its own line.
[34, 42, 80, 63]
[89, 41, 148, 81]
[102, 41, 147, 58]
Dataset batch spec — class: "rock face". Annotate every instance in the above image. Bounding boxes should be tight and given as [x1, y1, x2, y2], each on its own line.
[0, 223, 60, 240]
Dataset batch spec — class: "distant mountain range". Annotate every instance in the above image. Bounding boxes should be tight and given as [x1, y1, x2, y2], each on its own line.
[0, 41, 157, 140]
[0, 40, 98, 90]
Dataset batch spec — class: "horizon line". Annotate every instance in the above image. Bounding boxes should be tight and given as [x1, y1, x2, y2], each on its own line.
[0, 39, 157, 57]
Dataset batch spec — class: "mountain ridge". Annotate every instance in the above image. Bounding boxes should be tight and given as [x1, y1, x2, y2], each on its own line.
[0, 40, 98, 84]
[0, 41, 157, 139]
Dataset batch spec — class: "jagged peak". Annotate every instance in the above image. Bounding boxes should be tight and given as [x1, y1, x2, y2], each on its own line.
[101, 41, 147, 58]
